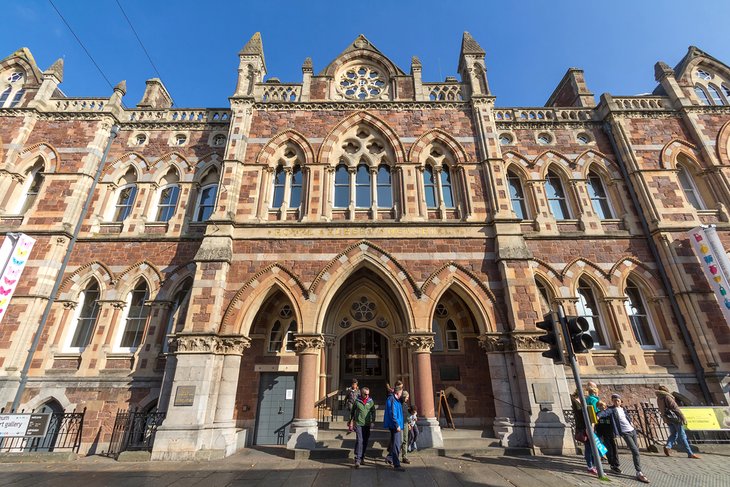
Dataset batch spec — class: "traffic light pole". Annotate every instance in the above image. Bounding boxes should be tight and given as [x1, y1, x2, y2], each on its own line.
[557, 304, 607, 480]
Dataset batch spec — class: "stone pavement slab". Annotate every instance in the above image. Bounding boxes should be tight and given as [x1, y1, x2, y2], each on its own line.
[0, 445, 726, 486]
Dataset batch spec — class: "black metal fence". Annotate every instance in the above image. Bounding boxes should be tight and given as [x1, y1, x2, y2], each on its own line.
[564, 403, 730, 453]
[105, 408, 166, 458]
[0, 408, 85, 453]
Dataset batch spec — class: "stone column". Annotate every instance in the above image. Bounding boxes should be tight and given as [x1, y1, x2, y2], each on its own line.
[406, 333, 443, 448]
[151, 333, 250, 461]
[287, 333, 325, 450]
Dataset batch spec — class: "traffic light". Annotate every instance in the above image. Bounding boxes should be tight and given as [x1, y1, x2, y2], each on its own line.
[566, 316, 594, 354]
[536, 313, 564, 363]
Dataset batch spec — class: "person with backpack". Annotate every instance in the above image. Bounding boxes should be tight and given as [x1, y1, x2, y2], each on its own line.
[655, 385, 700, 459]
[348, 386, 375, 468]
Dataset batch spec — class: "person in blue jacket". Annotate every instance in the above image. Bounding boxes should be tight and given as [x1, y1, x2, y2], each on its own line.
[383, 382, 405, 471]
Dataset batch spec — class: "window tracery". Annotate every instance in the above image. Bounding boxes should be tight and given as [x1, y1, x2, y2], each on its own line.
[0, 71, 25, 108]
[693, 68, 729, 106]
[338, 65, 387, 101]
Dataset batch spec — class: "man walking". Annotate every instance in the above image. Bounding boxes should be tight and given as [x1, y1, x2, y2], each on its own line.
[348, 386, 375, 468]
[598, 394, 649, 483]
[384, 383, 405, 471]
[656, 385, 700, 459]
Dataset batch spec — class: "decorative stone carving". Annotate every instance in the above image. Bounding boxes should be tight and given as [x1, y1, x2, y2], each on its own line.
[173, 334, 251, 355]
[405, 333, 435, 352]
[293, 334, 326, 354]
[478, 333, 514, 353]
[478, 332, 550, 353]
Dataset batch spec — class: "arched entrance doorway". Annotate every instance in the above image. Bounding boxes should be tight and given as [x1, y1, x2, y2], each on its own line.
[340, 328, 389, 395]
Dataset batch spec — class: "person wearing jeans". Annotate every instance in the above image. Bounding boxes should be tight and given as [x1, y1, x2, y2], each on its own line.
[383, 384, 404, 471]
[348, 386, 375, 468]
[598, 394, 649, 484]
[656, 385, 700, 459]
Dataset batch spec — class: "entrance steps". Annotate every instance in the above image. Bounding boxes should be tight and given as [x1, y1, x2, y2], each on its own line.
[305, 424, 532, 460]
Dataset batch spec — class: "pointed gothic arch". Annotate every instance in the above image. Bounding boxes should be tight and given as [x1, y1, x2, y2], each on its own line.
[220, 263, 308, 335]
[255, 129, 316, 167]
[16, 142, 61, 174]
[409, 129, 468, 165]
[502, 150, 533, 169]
[716, 121, 730, 165]
[535, 151, 573, 178]
[421, 263, 501, 334]
[59, 261, 115, 299]
[561, 258, 610, 282]
[318, 111, 405, 165]
[660, 139, 703, 170]
[102, 152, 150, 181]
[115, 261, 164, 299]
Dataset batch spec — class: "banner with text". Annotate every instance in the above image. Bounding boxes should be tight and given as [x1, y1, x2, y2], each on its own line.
[0, 233, 36, 325]
[688, 226, 730, 327]
[0, 413, 50, 438]
[682, 406, 730, 431]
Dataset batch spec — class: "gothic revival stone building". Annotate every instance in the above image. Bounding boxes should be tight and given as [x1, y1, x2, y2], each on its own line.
[0, 33, 729, 459]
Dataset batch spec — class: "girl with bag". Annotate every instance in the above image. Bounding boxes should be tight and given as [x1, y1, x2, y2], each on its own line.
[571, 390, 596, 475]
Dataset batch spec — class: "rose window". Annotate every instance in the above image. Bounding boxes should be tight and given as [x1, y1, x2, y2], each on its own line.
[351, 296, 376, 322]
[339, 66, 386, 100]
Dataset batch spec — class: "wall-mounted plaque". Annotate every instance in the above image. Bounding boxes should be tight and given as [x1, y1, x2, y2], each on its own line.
[174, 385, 196, 407]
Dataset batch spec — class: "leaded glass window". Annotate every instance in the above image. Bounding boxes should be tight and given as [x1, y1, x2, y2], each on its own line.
[587, 172, 612, 219]
[507, 170, 527, 219]
[156, 185, 180, 221]
[545, 171, 570, 220]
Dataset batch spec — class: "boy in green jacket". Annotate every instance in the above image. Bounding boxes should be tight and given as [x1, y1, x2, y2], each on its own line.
[349, 386, 376, 467]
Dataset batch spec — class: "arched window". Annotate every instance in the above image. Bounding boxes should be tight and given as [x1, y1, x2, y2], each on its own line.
[708, 84, 725, 105]
[163, 278, 192, 352]
[194, 169, 218, 221]
[284, 321, 297, 352]
[290, 165, 303, 209]
[545, 170, 570, 220]
[154, 170, 180, 222]
[376, 164, 392, 208]
[677, 164, 704, 210]
[0, 72, 25, 108]
[624, 279, 659, 348]
[441, 165, 455, 209]
[118, 281, 150, 350]
[424, 165, 437, 209]
[507, 170, 527, 219]
[271, 165, 286, 209]
[587, 171, 613, 219]
[0, 87, 10, 106]
[694, 85, 711, 105]
[16, 161, 44, 214]
[112, 169, 138, 222]
[67, 280, 101, 350]
[432, 319, 444, 352]
[535, 279, 553, 316]
[576, 279, 608, 348]
[355, 164, 371, 208]
[445, 319, 459, 351]
[334, 164, 349, 208]
[268, 321, 283, 352]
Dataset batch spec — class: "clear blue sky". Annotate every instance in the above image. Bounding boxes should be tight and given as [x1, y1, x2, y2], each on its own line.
[3, 0, 730, 108]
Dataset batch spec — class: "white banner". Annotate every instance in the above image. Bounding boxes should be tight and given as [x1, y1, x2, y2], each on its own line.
[0, 233, 36, 324]
[689, 226, 730, 327]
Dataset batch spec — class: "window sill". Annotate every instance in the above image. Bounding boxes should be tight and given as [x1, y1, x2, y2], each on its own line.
[99, 222, 123, 234]
[144, 221, 170, 234]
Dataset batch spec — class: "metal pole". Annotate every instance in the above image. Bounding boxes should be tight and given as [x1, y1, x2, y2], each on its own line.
[12, 124, 120, 410]
[557, 304, 606, 480]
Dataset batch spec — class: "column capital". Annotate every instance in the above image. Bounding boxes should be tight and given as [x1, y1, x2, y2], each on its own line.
[478, 331, 549, 353]
[294, 333, 326, 354]
[171, 333, 251, 355]
[405, 333, 435, 352]
[478, 332, 514, 353]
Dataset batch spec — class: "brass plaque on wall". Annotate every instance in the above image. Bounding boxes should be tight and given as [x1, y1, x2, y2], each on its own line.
[174, 385, 196, 407]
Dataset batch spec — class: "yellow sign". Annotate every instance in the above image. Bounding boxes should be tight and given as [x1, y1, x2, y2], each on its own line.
[682, 407, 730, 431]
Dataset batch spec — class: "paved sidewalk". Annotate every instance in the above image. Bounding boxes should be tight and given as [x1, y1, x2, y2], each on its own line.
[0, 445, 727, 486]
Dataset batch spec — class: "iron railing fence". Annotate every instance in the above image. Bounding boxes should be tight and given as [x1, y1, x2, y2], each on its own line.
[0, 407, 85, 453]
[564, 403, 730, 453]
[105, 408, 166, 458]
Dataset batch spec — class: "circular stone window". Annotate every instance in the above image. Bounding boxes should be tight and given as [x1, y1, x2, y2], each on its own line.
[499, 133, 513, 145]
[577, 133, 591, 145]
[339, 66, 386, 100]
[350, 296, 376, 322]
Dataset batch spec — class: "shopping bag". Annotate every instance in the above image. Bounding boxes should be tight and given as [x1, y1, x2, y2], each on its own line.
[592, 432, 608, 457]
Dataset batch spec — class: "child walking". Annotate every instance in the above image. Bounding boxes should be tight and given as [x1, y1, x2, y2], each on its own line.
[407, 406, 419, 452]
